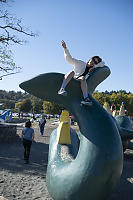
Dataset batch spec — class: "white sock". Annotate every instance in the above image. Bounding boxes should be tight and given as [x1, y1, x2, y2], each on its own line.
[60, 80, 67, 89]
[83, 92, 88, 99]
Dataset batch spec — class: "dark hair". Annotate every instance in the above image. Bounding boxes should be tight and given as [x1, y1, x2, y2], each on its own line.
[25, 120, 31, 128]
[92, 56, 102, 65]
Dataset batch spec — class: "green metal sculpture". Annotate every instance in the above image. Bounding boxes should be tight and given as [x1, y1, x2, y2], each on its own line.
[19, 66, 123, 200]
[102, 102, 133, 151]
[115, 105, 133, 151]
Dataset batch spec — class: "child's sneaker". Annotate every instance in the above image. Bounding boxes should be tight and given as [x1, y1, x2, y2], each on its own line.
[81, 97, 92, 106]
[58, 88, 67, 96]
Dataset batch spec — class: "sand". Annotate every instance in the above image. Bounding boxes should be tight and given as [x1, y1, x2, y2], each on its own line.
[0, 121, 133, 200]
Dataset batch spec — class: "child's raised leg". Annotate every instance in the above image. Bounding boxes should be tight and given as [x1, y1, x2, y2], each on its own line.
[58, 71, 74, 96]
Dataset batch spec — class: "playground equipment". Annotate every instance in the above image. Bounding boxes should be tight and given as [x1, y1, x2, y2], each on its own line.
[0, 109, 12, 123]
[20, 66, 123, 200]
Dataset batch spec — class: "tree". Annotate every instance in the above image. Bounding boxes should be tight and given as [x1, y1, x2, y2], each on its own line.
[128, 94, 133, 116]
[15, 98, 32, 113]
[0, 0, 36, 79]
[31, 96, 43, 113]
[0, 98, 15, 109]
[43, 101, 62, 115]
[93, 92, 107, 105]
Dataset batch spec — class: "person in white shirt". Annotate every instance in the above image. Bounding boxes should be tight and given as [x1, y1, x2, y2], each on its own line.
[39, 115, 46, 136]
[58, 40, 105, 105]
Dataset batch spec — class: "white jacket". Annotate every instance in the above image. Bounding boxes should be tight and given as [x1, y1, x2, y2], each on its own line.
[64, 48, 105, 78]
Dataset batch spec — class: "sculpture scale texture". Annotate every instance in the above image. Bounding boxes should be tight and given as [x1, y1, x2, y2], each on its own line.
[19, 66, 123, 200]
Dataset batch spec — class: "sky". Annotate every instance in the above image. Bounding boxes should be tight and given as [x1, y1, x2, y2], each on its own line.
[0, 0, 133, 93]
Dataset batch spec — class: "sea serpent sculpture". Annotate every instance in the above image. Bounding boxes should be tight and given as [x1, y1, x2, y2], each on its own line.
[19, 66, 123, 200]
[103, 102, 133, 152]
[115, 107, 133, 151]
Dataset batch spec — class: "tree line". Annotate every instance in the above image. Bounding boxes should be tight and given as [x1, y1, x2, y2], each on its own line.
[0, 90, 133, 116]
[93, 91, 133, 116]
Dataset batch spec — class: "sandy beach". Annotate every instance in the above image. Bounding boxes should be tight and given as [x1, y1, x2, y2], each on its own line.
[0, 121, 133, 200]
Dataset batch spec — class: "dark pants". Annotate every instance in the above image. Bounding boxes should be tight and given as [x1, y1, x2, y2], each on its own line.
[23, 138, 32, 161]
[40, 124, 45, 135]
[76, 66, 93, 79]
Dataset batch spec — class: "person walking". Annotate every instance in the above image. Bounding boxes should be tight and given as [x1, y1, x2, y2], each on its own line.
[58, 40, 105, 105]
[21, 120, 34, 164]
[39, 115, 46, 136]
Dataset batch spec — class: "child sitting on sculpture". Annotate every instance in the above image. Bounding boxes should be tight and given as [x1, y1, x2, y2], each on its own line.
[58, 40, 105, 105]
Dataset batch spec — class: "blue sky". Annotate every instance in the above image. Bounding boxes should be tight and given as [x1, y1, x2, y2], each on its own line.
[1, 0, 133, 93]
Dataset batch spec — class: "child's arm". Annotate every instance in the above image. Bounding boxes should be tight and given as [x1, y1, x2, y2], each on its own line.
[62, 40, 86, 67]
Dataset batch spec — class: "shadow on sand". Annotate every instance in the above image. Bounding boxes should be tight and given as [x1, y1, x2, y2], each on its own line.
[0, 140, 49, 177]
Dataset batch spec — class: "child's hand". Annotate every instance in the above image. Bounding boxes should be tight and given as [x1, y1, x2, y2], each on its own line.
[61, 40, 66, 49]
